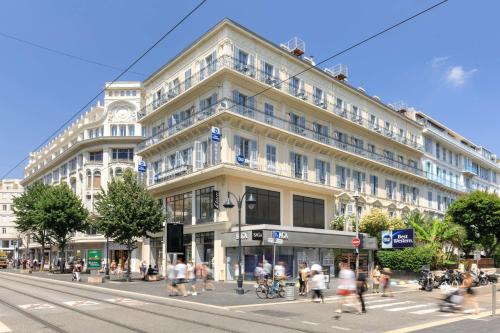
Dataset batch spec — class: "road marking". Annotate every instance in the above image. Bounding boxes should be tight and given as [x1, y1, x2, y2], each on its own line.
[301, 321, 319, 326]
[235, 310, 246, 313]
[0, 321, 11, 333]
[331, 325, 352, 331]
[409, 308, 439, 315]
[365, 298, 394, 304]
[63, 300, 99, 307]
[367, 301, 414, 309]
[106, 298, 146, 306]
[386, 304, 429, 312]
[463, 308, 486, 313]
[18, 303, 55, 311]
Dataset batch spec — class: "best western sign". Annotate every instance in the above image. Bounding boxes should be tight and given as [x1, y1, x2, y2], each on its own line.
[381, 229, 414, 249]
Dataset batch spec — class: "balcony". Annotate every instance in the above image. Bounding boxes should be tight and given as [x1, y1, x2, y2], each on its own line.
[139, 55, 423, 152]
[462, 165, 478, 177]
[150, 164, 193, 186]
[425, 172, 466, 192]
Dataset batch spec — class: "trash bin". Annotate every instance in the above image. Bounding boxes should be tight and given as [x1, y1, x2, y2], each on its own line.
[285, 282, 296, 301]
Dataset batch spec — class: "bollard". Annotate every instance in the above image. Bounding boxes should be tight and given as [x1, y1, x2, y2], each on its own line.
[493, 283, 497, 316]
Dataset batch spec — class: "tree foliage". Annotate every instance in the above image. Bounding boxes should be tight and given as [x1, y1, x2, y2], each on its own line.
[93, 169, 163, 281]
[445, 191, 500, 256]
[376, 246, 437, 272]
[359, 209, 404, 243]
[329, 214, 354, 231]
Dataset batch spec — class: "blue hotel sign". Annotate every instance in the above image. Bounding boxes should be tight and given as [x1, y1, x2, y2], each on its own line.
[381, 229, 414, 249]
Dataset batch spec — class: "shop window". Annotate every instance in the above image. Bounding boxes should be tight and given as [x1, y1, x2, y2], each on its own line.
[93, 170, 101, 189]
[245, 187, 280, 225]
[293, 195, 324, 229]
[166, 191, 192, 224]
[195, 186, 214, 223]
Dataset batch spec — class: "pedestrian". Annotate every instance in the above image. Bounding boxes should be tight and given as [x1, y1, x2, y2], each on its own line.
[201, 263, 215, 291]
[310, 270, 326, 303]
[175, 258, 188, 297]
[356, 269, 368, 314]
[254, 262, 265, 283]
[110, 260, 117, 275]
[187, 261, 197, 296]
[334, 261, 357, 318]
[461, 272, 479, 314]
[73, 260, 82, 282]
[371, 265, 381, 293]
[263, 260, 272, 276]
[381, 268, 393, 297]
[299, 262, 310, 296]
[167, 262, 178, 296]
[140, 261, 147, 280]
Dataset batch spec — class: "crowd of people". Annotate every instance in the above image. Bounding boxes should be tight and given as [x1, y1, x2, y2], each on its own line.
[166, 258, 214, 297]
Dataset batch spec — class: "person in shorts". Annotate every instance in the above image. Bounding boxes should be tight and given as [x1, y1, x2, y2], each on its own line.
[335, 261, 357, 317]
[187, 261, 197, 296]
[175, 258, 188, 297]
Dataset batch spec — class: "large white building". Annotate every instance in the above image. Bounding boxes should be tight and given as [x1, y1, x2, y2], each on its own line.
[0, 179, 23, 259]
[21, 82, 144, 271]
[135, 19, 499, 280]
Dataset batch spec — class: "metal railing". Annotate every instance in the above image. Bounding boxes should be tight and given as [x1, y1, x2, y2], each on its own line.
[138, 55, 423, 151]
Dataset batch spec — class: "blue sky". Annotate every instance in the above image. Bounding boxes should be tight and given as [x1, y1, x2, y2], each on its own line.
[1, 0, 498, 179]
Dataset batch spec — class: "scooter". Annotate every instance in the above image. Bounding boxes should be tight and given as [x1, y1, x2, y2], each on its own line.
[439, 287, 463, 312]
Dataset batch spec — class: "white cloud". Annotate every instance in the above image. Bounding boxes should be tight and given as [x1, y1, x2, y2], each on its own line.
[445, 66, 478, 87]
[431, 56, 450, 68]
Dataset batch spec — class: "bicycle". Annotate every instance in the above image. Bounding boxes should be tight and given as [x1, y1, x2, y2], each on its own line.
[255, 278, 285, 299]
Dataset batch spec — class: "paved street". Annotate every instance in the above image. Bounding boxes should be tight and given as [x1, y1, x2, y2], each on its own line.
[0, 271, 497, 332]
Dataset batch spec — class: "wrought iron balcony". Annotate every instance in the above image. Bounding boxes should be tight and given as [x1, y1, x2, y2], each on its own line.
[138, 55, 423, 152]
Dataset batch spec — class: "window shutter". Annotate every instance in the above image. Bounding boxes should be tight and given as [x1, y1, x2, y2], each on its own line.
[195, 141, 202, 169]
[299, 79, 305, 95]
[250, 139, 257, 168]
[234, 135, 241, 162]
[361, 173, 366, 193]
[260, 59, 265, 81]
[234, 46, 239, 66]
[199, 98, 206, 113]
[168, 81, 173, 96]
[274, 66, 281, 88]
[232, 90, 240, 112]
[315, 159, 320, 183]
[247, 96, 255, 118]
[346, 168, 351, 189]
[299, 116, 306, 131]
[200, 59, 206, 80]
[211, 50, 216, 72]
[326, 162, 331, 185]
[175, 151, 181, 168]
[248, 54, 255, 76]
[288, 75, 294, 94]
[187, 148, 192, 166]
[302, 155, 308, 179]
[290, 152, 296, 176]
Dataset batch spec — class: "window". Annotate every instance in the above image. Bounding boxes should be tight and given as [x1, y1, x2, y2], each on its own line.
[398, 155, 404, 165]
[313, 87, 325, 107]
[112, 148, 134, 161]
[246, 187, 280, 225]
[289, 112, 305, 135]
[195, 186, 214, 223]
[385, 180, 397, 199]
[428, 191, 433, 208]
[313, 123, 329, 143]
[448, 150, 452, 164]
[290, 152, 308, 180]
[61, 164, 68, 177]
[119, 125, 126, 136]
[52, 169, 59, 182]
[194, 140, 210, 169]
[369, 114, 377, 128]
[2, 205, 7, 211]
[1, 228, 5, 234]
[266, 145, 276, 172]
[69, 158, 77, 172]
[89, 151, 103, 162]
[264, 103, 274, 125]
[335, 98, 343, 110]
[411, 187, 419, 205]
[336, 165, 349, 189]
[115, 168, 123, 178]
[234, 135, 257, 168]
[293, 195, 324, 229]
[370, 175, 378, 196]
[185, 68, 192, 90]
[233, 90, 255, 117]
[384, 150, 394, 161]
[315, 159, 330, 185]
[353, 171, 366, 192]
[86, 170, 92, 188]
[166, 191, 192, 225]
[400, 184, 409, 202]
[111, 125, 118, 136]
[436, 143, 440, 159]
[437, 194, 442, 211]
[351, 105, 361, 121]
[128, 125, 135, 136]
[367, 144, 376, 153]
[93, 170, 101, 189]
[384, 121, 392, 135]
[408, 159, 417, 169]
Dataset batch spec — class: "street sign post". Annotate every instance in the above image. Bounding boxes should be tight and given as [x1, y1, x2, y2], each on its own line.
[138, 161, 147, 173]
[352, 237, 361, 247]
[211, 127, 221, 142]
[87, 249, 102, 270]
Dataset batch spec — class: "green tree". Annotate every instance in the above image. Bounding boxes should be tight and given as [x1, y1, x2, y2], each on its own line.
[359, 209, 404, 244]
[329, 214, 354, 231]
[446, 191, 500, 257]
[93, 169, 164, 281]
[42, 184, 89, 272]
[12, 182, 52, 270]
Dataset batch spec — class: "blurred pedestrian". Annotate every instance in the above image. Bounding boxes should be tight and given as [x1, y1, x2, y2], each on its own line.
[356, 269, 368, 313]
[263, 260, 272, 276]
[254, 262, 265, 283]
[73, 260, 82, 282]
[334, 261, 357, 318]
[187, 261, 197, 296]
[381, 268, 393, 297]
[371, 265, 381, 293]
[299, 262, 310, 296]
[310, 270, 326, 303]
[175, 258, 187, 297]
[461, 272, 479, 314]
[140, 261, 147, 280]
[202, 263, 215, 291]
[167, 262, 178, 296]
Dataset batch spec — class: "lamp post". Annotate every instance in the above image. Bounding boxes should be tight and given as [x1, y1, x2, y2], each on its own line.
[353, 190, 360, 275]
[105, 237, 110, 279]
[223, 191, 256, 295]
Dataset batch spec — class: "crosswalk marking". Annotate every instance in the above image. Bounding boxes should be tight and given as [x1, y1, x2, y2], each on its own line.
[18, 303, 55, 311]
[365, 299, 394, 304]
[386, 304, 429, 312]
[106, 298, 146, 306]
[367, 301, 414, 309]
[409, 308, 439, 315]
[63, 300, 99, 307]
[0, 320, 11, 333]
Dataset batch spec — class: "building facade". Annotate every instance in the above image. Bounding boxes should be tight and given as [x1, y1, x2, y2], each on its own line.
[21, 82, 144, 271]
[0, 179, 23, 259]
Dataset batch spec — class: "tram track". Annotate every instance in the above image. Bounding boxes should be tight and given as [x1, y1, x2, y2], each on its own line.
[0, 273, 318, 333]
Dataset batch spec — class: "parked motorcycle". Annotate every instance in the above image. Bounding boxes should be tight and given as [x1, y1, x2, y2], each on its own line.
[419, 269, 434, 292]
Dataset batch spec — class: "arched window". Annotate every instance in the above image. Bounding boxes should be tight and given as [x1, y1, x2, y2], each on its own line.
[109, 168, 114, 179]
[93, 170, 101, 189]
[115, 168, 123, 178]
[86, 170, 92, 188]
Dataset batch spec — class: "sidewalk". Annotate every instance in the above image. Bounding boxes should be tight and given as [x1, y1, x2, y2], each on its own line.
[1, 269, 417, 307]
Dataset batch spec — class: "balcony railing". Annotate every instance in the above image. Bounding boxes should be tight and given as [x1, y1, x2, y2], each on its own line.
[150, 164, 193, 186]
[425, 172, 466, 192]
[138, 55, 423, 151]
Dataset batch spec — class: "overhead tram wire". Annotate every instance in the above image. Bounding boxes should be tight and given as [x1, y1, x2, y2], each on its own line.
[232, 0, 448, 106]
[0, 31, 145, 76]
[1, 0, 208, 179]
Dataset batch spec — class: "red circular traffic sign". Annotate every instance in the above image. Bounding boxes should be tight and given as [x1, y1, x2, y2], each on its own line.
[352, 237, 361, 247]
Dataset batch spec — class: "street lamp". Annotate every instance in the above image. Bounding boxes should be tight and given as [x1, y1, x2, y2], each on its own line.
[223, 191, 256, 295]
[105, 237, 110, 279]
[353, 190, 360, 275]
